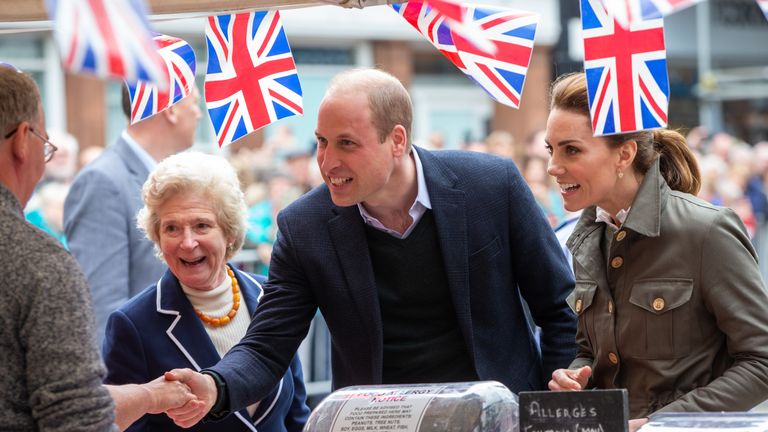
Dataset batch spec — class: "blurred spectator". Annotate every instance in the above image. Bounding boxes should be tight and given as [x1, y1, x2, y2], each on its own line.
[698, 153, 728, 205]
[485, 130, 515, 160]
[522, 155, 566, 228]
[462, 140, 488, 153]
[708, 132, 735, 162]
[525, 129, 551, 160]
[245, 170, 303, 275]
[685, 125, 709, 153]
[78, 145, 104, 170]
[265, 125, 298, 162]
[43, 129, 79, 185]
[282, 148, 314, 194]
[747, 142, 768, 225]
[427, 131, 445, 150]
[26, 181, 70, 247]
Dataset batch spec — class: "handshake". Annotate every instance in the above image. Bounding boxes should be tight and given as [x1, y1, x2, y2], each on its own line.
[108, 368, 219, 430]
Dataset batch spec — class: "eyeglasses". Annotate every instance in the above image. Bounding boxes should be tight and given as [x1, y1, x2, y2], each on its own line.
[3, 125, 58, 163]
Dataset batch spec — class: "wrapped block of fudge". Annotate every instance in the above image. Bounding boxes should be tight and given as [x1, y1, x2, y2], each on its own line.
[303, 381, 519, 432]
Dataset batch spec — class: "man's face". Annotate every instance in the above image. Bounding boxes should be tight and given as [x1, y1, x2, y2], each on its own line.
[314, 92, 397, 208]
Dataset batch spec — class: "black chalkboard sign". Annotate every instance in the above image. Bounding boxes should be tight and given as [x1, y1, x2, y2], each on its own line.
[519, 389, 629, 432]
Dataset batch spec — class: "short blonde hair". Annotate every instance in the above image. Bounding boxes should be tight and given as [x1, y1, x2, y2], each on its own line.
[137, 151, 247, 260]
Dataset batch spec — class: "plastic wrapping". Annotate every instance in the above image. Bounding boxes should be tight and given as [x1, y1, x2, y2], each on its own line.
[303, 381, 519, 432]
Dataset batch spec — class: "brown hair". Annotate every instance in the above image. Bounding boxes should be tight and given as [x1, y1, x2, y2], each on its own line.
[121, 84, 132, 119]
[549, 72, 700, 195]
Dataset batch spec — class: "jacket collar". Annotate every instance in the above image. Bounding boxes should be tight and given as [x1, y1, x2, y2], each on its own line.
[0, 182, 23, 217]
[568, 158, 667, 253]
[155, 265, 262, 370]
[620, 158, 666, 238]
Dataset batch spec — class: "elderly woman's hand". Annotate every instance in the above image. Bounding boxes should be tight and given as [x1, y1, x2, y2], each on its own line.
[548, 366, 592, 391]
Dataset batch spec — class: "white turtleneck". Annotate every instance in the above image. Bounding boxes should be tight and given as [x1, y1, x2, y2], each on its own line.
[180, 268, 260, 416]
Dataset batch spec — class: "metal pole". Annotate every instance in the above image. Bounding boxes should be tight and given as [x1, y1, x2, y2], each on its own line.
[697, 0, 723, 133]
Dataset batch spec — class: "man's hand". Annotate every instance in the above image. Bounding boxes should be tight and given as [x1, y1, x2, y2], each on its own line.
[164, 369, 217, 428]
[105, 377, 198, 431]
[548, 366, 592, 391]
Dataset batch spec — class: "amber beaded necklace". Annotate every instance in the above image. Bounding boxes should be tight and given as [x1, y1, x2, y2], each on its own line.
[194, 266, 240, 327]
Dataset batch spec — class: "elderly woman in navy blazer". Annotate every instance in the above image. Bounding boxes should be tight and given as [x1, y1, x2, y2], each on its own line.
[102, 151, 310, 432]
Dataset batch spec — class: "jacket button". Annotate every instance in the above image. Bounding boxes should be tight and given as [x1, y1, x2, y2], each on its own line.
[608, 301, 614, 314]
[608, 352, 619, 364]
[575, 298, 583, 313]
[616, 231, 627, 241]
[611, 256, 624, 268]
[652, 297, 665, 311]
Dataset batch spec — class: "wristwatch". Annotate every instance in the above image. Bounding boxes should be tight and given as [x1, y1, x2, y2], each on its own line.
[200, 370, 231, 420]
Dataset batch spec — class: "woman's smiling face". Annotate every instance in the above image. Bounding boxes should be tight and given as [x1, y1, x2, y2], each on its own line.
[158, 191, 230, 291]
[545, 108, 623, 213]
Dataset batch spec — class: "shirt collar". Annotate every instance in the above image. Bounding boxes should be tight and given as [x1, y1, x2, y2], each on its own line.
[595, 206, 630, 230]
[357, 148, 432, 238]
[122, 130, 156, 172]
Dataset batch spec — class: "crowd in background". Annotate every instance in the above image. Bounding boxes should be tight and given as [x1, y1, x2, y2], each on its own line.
[25, 124, 768, 281]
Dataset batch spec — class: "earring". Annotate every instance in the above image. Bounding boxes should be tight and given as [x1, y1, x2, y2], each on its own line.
[617, 171, 624, 179]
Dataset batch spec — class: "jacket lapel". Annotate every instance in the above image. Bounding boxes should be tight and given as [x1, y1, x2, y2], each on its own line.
[156, 270, 221, 370]
[328, 204, 383, 380]
[416, 148, 474, 352]
[568, 208, 612, 291]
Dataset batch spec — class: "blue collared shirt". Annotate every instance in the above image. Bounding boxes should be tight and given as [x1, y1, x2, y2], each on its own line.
[357, 148, 432, 239]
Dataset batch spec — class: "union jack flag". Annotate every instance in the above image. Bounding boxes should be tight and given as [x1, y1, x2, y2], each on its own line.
[45, 0, 167, 87]
[392, 1, 539, 109]
[420, 0, 496, 54]
[581, 0, 669, 136]
[126, 34, 197, 124]
[758, 0, 768, 21]
[600, 0, 702, 28]
[205, 11, 303, 147]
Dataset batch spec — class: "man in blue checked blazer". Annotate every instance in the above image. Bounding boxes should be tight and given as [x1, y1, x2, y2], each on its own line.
[64, 86, 201, 342]
[166, 68, 576, 427]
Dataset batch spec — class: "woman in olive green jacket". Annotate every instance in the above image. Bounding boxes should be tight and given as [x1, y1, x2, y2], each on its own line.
[545, 73, 768, 422]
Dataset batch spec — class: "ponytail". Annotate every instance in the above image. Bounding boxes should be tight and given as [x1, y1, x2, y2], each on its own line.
[651, 129, 700, 195]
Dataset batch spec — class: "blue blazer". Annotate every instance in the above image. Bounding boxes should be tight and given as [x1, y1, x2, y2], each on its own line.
[103, 267, 310, 432]
[212, 147, 577, 411]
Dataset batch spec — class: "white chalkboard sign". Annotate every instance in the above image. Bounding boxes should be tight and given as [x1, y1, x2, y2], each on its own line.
[519, 389, 629, 432]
